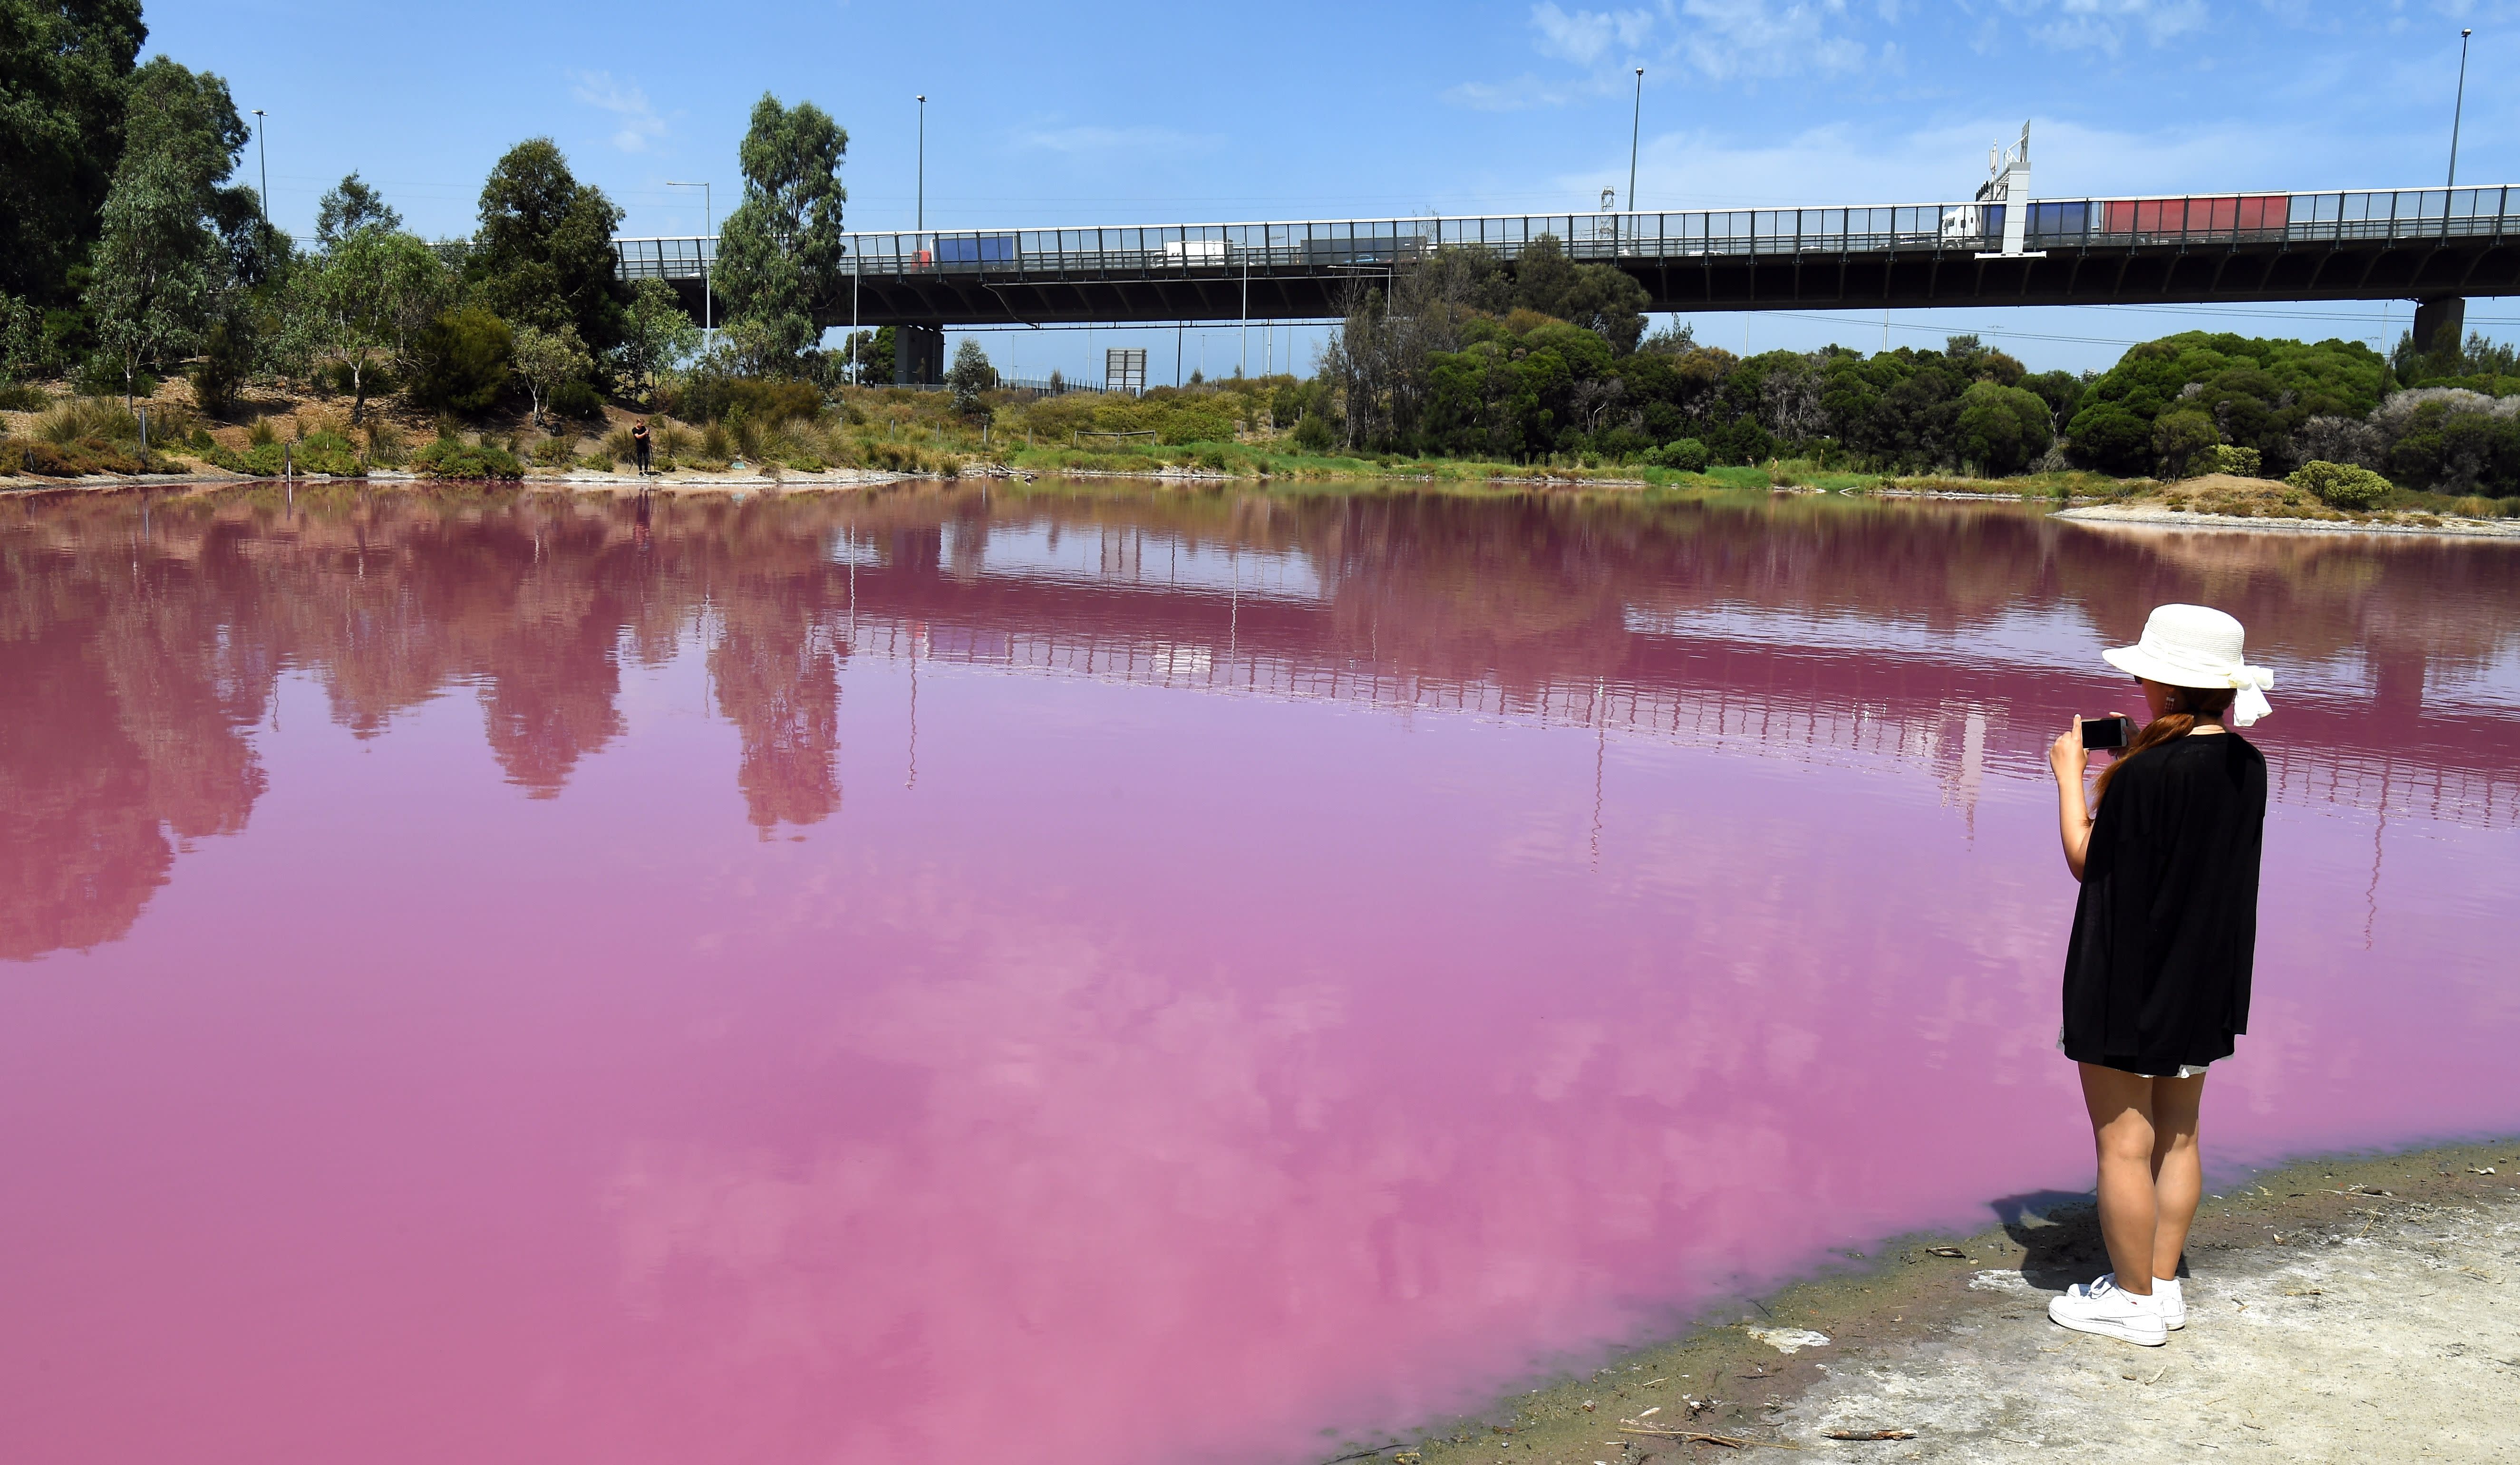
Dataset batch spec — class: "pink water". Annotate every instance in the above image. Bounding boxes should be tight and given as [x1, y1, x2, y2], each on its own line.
[3, 485, 2514, 1465]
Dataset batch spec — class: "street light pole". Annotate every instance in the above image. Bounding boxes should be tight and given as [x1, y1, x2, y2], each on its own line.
[2448, 28, 2474, 186]
[252, 109, 270, 231]
[916, 95, 927, 234]
[665, 181, 712, 340]
[1627, 67, 1644, 236]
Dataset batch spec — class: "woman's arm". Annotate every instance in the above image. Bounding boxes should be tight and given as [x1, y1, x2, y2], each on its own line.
[2049, 724, 2094, 882]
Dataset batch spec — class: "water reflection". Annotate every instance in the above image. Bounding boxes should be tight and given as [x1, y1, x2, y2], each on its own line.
[0, 484, 2515, 1465]
[3, 485, 2512, 961]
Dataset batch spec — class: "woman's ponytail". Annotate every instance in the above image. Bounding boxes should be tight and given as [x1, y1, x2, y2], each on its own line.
[2094, 684, 2238, 804]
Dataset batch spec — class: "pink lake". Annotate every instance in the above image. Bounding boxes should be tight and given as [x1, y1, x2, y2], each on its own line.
[2, 484, 2515, 1465]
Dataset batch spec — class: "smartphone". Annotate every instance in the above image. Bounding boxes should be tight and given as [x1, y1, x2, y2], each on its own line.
[2079, 715, 2134, 752]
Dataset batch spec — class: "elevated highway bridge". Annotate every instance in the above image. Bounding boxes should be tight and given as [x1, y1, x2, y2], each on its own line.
[615, 184, 2520, 381]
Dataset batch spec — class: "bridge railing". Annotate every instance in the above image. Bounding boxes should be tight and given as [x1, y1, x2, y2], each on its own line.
[614, 185, 2520, 285]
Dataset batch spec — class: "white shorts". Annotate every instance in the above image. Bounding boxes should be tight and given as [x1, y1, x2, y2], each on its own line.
[2058, 1027, 2210, 1079]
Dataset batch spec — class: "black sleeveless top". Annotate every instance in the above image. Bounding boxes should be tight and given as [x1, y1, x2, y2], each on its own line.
[2062, 731, 2268, 1075]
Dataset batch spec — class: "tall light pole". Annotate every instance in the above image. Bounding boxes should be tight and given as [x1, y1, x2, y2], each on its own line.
[2449, 28, 2474, 185]
[252, 109, 270, 231]
[916, 95, 927, 234]
[1627, 66, 1644, 231]
[664, 180, 711, 339]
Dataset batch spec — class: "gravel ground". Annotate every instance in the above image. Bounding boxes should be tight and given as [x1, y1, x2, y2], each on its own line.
[1367, 1142, 2519, 1465]
[1776, 1187, 2519, 1462]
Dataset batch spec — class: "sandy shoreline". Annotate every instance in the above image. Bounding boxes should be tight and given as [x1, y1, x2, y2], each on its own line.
[1349, 1138, 2518, 1465]
[2055, 502, 2520, 540]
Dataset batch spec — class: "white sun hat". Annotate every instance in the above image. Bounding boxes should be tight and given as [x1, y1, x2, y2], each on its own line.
[2101, 604, 2276, 727]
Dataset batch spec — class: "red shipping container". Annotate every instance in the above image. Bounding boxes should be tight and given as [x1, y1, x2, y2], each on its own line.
[2102, 195, 2290, 235]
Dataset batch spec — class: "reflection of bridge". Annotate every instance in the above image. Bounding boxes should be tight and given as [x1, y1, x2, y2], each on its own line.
[615, 186, 2520, 344]
[820, 520, 2520, 832]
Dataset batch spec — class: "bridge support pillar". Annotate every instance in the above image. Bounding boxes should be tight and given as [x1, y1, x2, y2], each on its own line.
[894, 324, 944, 386]
[2412, 296, 2466, 355]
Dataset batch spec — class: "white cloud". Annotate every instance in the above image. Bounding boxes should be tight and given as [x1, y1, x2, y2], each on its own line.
[1013, 125, 1215, 157]
[569, 70, 667, 153]
[1531, 1, 1657, 64]
[2008, 0, 2210, 54]
[1674, 0, 1871, 79]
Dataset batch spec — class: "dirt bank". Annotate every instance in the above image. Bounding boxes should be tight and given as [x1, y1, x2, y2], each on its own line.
[1354, 1139, 2518, 1465]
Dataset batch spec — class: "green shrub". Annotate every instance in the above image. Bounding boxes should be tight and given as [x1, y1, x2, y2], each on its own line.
[1647, 437, 1710, 472]
[207, 430, 362, 477]
[2287, 459, 2392, 511]
[1, 436, 147, 476]
[2192, 443, 2264, 476]
[1291, 412, 1335, 453]
[409, 307, 514, 414]
[0, 382, 46, 411]
[529, 434, 579, 467]
[412, 436, 523, 480]
[547, 380, 605, 421]
[662, 374, 821, 427]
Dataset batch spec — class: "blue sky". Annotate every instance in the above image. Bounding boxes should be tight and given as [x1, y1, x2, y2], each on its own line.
[152, 0, 2518, 378]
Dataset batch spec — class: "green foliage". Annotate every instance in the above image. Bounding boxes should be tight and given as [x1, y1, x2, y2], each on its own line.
[206, 429, 360, 477]
[2373, 389, 2520, 494]
[2192, 443, 2263, 476]
[511, 321, 593, 425]
[313, 171, 400, 249]
[0, 290, 39, 383]
[0, 436, 146, 477]
[188, 309, 252, 417]
[412, 434, 523, 480]
[2152, 408, 2220, 479]
[409, 306, 513, 413]
[1953, 381, 2054, 474]
[715, 93, 848, 370]
[661, 374, 820, 427]
[1291, 411, 1335, 452]
[946, 338, 997, 414]
[1645, 437, 1709, 471]
[0, 0, 146, 306]
[84, 57, 254, 401]
[466, 138, 625, 357]
[2287, 460, 2393, 511]
[2065, 331, 2388, 474]
[620, 277, 700, 400]
[283, 227, 449, 422]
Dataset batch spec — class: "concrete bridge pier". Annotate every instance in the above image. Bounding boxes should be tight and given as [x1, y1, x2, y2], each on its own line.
[2412, 296, 2466, 355]
[894, 324, 944, 387]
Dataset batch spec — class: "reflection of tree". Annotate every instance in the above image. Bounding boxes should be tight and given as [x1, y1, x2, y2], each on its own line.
[4, 482, 2514, 960]
[711, 603, 844, 831]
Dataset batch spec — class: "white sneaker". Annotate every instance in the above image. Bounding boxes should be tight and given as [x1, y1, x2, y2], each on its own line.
[2048, 1273, 2168, 1347]
[2154, 1276, 2185, 1330]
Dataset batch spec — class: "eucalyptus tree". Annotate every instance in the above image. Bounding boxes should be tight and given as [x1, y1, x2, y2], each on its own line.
[468, 138, 626, 358]
[85, 57, 255, 404]
[619, 276, 700, 403]
[284, 225, 449, 423]
[715, 93, 848, 370]
[511, 322, 591, 427]
[314, 172, 403, 249]
[0, 0, 147, 306]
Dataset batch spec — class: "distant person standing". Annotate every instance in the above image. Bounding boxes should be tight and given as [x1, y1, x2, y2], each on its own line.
[2045, 604, 2274, 1348]
[631, 418, 652, 476]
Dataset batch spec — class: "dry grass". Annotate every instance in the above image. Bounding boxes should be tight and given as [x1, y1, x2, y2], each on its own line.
[2141, 474, 2351, 520]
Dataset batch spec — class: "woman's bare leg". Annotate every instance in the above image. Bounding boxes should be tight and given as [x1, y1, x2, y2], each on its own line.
[2077, 1062, 2159, 1295]
[2147, 1073, 2206, 1281]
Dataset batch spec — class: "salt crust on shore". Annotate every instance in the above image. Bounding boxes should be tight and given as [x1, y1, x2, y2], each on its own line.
[1774, 1192, 2519, 1463]
[2056, 503, 2520, 540]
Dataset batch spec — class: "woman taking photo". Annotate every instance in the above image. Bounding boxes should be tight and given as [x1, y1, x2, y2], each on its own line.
[2045, 604, 2275, 1348]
